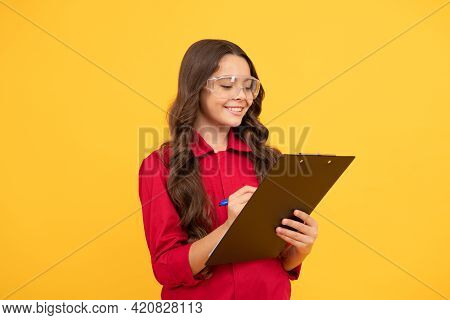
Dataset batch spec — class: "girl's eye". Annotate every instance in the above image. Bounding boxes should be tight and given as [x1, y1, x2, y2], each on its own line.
[221, 85, 232, 89]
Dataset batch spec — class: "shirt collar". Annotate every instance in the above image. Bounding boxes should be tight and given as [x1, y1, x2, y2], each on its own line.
[190, 128, 252, 158]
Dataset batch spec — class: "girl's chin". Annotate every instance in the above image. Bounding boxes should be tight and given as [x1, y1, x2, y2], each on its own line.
[218, 118, 243, 127]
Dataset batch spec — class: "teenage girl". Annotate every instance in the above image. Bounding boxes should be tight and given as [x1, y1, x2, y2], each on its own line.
[138, 39, 318, 300]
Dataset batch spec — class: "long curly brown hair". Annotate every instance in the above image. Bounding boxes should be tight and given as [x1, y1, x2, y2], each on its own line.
[158, 39, 281, 244]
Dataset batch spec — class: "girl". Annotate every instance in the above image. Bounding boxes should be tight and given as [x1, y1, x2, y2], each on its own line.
[138, 39, 318, 300]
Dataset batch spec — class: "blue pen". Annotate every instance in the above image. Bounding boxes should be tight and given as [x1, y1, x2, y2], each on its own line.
[219, 198, 228, 206]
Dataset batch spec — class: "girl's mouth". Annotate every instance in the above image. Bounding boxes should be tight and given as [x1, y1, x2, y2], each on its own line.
[224, 106, 244, 115]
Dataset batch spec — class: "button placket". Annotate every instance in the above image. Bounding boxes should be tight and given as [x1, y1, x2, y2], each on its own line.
[218, 151, 237, 299]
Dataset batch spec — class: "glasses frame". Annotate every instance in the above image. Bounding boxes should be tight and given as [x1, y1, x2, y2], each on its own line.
[205, 74, 261, 100]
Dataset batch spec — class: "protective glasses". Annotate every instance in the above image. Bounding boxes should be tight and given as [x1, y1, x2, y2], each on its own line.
[205, 75, 261, 100]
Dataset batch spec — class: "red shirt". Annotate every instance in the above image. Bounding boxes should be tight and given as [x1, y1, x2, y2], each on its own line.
[138, 128, 301, 299]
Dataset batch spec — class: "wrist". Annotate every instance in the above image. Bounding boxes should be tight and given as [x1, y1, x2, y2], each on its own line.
[280, 247, 307, 270]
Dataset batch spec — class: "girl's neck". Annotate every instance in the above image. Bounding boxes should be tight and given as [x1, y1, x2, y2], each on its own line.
[193, 124, 230, 153]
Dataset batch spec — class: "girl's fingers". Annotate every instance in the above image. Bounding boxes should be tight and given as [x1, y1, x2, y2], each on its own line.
[281, 218, 315, 237]
[233, 185, 257, 197]
[276, 226, 312, 244]
[294, 210, 318, 229]
[276, 232, 307, 247]
[236, 192, 254, 204]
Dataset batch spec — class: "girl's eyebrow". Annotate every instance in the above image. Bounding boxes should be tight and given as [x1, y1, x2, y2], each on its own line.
[215, 74, 253, 78]
[213, 75, 255, 83]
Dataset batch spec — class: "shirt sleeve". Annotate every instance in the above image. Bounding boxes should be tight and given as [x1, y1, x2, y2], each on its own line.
[278, 245, 302, 281]
[138, 151, 205, 287]
[286, 263, 302, 281]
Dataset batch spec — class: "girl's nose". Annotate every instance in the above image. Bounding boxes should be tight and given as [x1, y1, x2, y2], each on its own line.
[234, 87, 249, 101]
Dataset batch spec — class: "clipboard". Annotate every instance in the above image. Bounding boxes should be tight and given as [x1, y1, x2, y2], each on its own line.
[205, 153, 355, 266]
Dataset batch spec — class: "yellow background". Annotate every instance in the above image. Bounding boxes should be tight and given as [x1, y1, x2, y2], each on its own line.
[1, 0, 449, 299]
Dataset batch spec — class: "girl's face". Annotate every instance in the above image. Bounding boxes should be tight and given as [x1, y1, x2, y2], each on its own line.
[197, 54, 254, 129]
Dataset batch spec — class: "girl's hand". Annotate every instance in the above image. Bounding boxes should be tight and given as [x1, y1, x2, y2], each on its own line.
[225, 185, 257, 229]
[276, 209, 318, 266]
